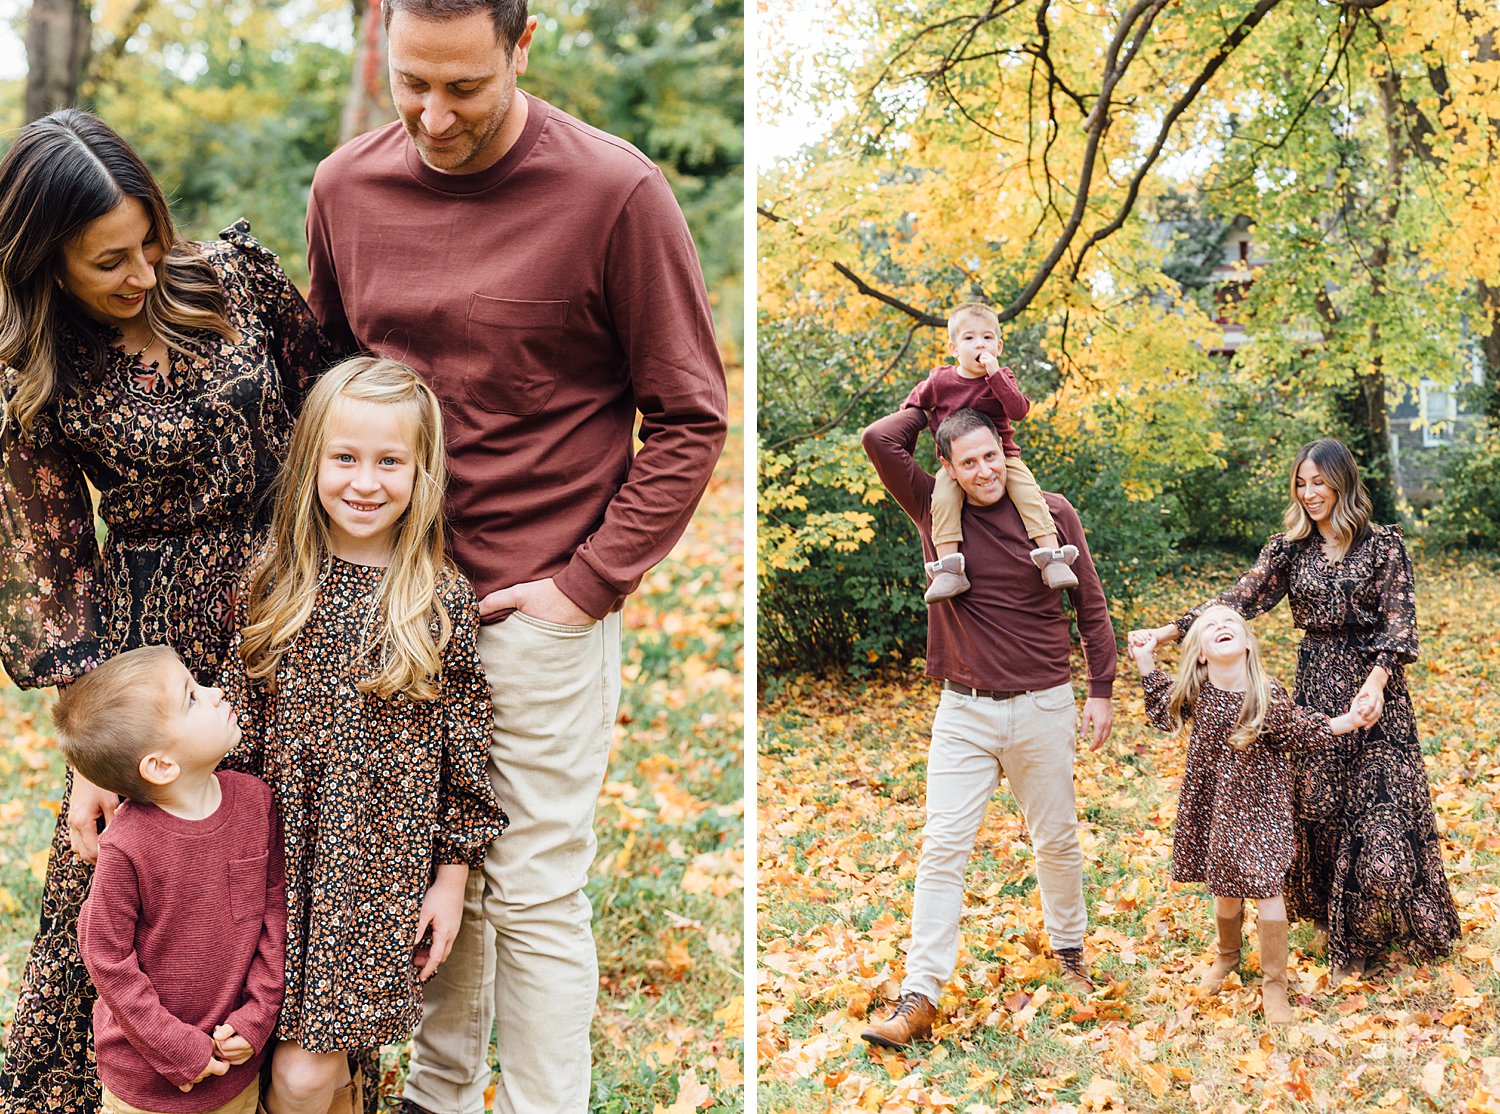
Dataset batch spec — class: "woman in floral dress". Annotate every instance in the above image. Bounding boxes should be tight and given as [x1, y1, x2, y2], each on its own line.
[0, 109, 334, 1113]
[1131, 438, 1459, 979]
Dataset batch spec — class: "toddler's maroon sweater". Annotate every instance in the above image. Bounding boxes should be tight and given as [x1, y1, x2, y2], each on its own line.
[79, 771, 285, 1111]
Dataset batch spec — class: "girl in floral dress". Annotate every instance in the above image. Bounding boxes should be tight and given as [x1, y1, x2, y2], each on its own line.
[1131, 438, 1461, 981]
[1133, 606, 1366, 1024]
[0, 109, 333, 1114]
[220, 357, 505, 1114]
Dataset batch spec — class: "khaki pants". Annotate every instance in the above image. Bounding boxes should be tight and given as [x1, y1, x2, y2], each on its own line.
[100, 1078, 258, 1114]
[404, 611, 622, 1114]
[930, 456, 1056, 545]
[902, 683, 1085, 1003]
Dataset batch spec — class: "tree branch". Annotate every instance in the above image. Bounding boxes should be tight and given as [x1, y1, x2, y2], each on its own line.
[79, 0, 154, 100]
[831, 263, 947, 326]
[763, 324, 925, 451]
[787, 0, 1289, 331]
[1067, 0, 1283, 283]
[759, 205, 946, 326]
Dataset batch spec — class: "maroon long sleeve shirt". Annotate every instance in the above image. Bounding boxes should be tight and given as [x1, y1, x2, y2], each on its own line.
[863, 407, 1117, 697]
[306, 98, 729, 618]
[78, 772, 286, 1111]
[903, 364, 1030, 457]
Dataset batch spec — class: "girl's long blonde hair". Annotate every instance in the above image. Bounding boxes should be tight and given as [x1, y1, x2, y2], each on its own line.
[0, 109, 237, 433]
[238, 357, 454, 701]
[1165, 606, 1274, 752]
[1281, 438, 1372, 562]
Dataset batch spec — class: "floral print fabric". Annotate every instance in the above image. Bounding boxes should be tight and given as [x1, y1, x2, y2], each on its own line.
[0, 224, 332, 1114]
[1145, 671, 1333, 898]
[1176, 526, 1460, 967]
[220, 557, 505, 1053]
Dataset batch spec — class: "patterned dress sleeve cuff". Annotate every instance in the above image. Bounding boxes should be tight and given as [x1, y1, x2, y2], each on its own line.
[27, 640, 105, 690]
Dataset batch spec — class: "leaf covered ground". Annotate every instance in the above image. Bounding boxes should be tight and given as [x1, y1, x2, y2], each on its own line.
[0, 368, 745, 1114]
[758, 553, 1500, 1113]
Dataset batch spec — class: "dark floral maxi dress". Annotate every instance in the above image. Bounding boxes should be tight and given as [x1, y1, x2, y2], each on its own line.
[1175, 526, 1460, 969]
[219, 558, 506, 1053]
[0, 225, 333, 1114]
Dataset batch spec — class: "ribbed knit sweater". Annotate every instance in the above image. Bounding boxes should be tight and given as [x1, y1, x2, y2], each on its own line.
[78, 771, 285, 1111]
[904, 364, 1031, 457]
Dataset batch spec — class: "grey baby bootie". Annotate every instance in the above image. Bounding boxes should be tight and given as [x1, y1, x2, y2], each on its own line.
[924, 553, 970, 603]
[1031, 544, 1080, 590]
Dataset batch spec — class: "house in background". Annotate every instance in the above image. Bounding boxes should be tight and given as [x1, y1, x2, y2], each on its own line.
[1388, 355, 1488, 501]
[1204, 215, 1262, 358]
[1190, 215, 1484, 504]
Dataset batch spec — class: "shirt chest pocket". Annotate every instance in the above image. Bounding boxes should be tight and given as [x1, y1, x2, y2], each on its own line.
[228, 853, 268, 923]
[464, 295, 571, 416]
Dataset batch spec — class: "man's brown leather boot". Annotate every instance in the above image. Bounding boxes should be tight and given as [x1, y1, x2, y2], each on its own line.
[860, 992, 936, 1048]
[1056, 946, 1097, 994]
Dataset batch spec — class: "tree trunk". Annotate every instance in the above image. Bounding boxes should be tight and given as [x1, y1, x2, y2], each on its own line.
[24, 0, 92, 122]
[340, 0, 394, 143]
[1480, 285, 1500, 423]
[1341, 69, 1403, 523]
[1334, 365, 1398, 523]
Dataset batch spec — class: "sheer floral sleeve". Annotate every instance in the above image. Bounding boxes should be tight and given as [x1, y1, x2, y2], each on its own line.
[434, 574, 507, 867]
[218, 222, 338, 415]
[0, 391, 104, 688]
[1369, 526, 1419, 674]
[1260, 679, 1335, 754]
[1141, 668, 1177, 733]
[1174, 534, 1295, 637]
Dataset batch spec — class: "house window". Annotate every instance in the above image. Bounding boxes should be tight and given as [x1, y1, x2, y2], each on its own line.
[1419, 379, 1456, 447]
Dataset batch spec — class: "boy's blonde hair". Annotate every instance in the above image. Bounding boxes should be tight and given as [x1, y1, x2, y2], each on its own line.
[947, 301, 1000, 339]
[1164, 606, 1273, 752]
[54, 645, 181, 801]
[238, 356, 457, 702]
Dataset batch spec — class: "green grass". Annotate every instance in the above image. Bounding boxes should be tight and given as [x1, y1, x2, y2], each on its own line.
[0, 373, 744, 1113]
[758, 552, 1500, 1113]
[0, 687, 60, 1027]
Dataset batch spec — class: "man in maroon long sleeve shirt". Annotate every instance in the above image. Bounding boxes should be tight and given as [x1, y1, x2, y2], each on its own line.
[304, 2, 727, 1111]
[859, 406, 1116, 1048]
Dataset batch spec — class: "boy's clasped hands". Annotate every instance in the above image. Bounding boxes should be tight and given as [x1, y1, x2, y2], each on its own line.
[178, 1025, 253, 1092]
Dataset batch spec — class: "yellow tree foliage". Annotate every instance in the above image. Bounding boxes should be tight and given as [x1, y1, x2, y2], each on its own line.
[760, 0, 1500, 472]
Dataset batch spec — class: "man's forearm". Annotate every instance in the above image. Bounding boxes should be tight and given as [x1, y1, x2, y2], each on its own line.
[555, 406, 728, 618]
[862, 408, 934, 526]
[1056, 508, 1118, 698]
[562, 164, 730, 618]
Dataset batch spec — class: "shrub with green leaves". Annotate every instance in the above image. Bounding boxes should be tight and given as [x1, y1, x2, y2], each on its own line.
[1422, 422, 1500, 549]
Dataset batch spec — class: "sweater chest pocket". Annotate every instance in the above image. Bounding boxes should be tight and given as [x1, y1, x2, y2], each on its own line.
[228, 853, 268, 923]
[463, 295, 570, 416]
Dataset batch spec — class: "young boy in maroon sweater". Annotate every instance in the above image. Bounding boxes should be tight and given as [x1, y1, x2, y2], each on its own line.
[904, 302, 1083, 603]
[59, 645, 285, 1114]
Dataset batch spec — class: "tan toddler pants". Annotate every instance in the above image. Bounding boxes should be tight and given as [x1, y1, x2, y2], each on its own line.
[100, 1079, 258, 1114]
[931, 455, 1056, 546]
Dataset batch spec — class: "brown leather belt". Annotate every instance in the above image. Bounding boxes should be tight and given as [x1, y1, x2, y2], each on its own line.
[944, 680, 1030, 701]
